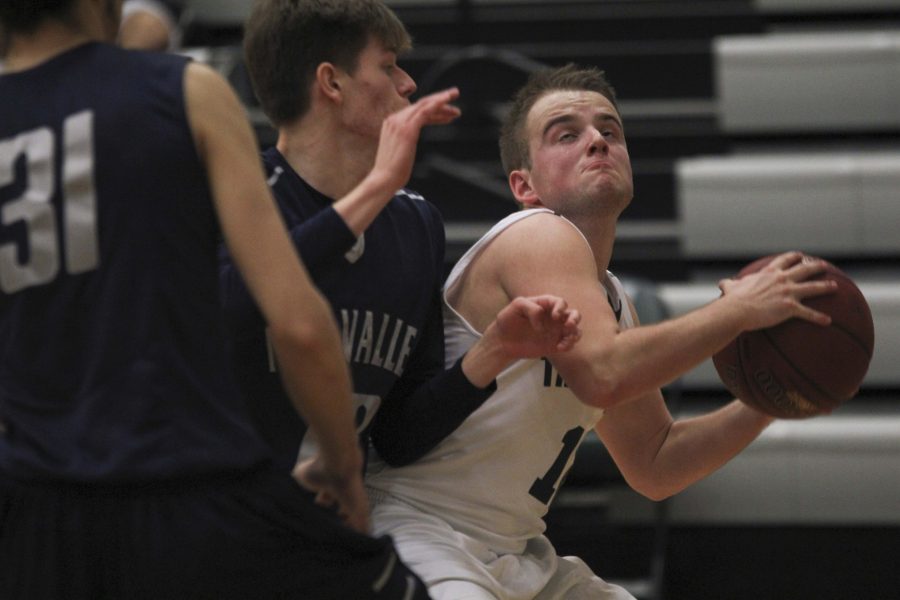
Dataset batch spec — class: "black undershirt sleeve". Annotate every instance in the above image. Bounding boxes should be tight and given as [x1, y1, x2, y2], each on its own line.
[288, 206, 357, 274]
[369, 287, 497, 467]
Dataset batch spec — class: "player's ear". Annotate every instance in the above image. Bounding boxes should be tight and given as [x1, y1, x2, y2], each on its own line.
[509, 169, 541, 208]
[315, 63, 343, 103]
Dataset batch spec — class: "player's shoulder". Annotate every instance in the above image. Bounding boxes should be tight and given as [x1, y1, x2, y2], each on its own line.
[474, 209, 595, 285]
[394, 187, 427, 204]
[392, 187, 444, 226]
[494, 209, 589, 253]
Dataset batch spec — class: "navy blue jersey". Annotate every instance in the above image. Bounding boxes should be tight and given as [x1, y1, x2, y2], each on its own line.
[220, 148, 494, 469]
[0, 43, 270, 483]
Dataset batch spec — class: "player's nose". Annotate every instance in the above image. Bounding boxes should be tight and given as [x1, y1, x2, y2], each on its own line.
[397, 68, 417, 99]
[587, 128, 608, 155]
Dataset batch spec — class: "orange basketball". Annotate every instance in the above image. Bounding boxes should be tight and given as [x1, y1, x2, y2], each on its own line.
[712, 255, 874, 418]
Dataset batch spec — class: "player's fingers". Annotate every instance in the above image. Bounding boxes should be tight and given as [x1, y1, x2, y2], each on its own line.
[785, 256, 830, 281]
[419, 86, 460, 106]
[765, 250, 805, 271]
[564, 308, 582, 328]
[530, 294, 571, 320]
[406, 88, 460, 122]
[534, 295, 566, 320]
[550, 297, 571, 321]
[794, 302, 832, 326]
[794, 278, 838, 300]
[425, 103, 461, 120]
[521, 299, 549, 331]
[556, 327, 582, 351]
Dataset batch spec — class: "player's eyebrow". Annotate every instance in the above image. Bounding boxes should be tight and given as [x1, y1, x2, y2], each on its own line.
[541, 112, 623, 138]
[595, 113, 623, 130]
[541, 114, 578, 138]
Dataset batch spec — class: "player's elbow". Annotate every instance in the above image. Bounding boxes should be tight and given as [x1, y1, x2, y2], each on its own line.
[268, 303, 338, 360]
[570, 370, 626, 410]
[624, 472, 679, 502]
[636, 482, 677, 502]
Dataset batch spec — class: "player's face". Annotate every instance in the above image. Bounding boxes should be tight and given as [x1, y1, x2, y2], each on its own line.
[339, 36, 417, 142]
[521, 90, 633, 219]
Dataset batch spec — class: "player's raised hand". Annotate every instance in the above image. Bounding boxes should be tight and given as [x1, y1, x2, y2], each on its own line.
[493, 295, 583, 356]
[370, 87, 461, 193]
[718, 251, 837, 331]
[293, 455, 370, 534]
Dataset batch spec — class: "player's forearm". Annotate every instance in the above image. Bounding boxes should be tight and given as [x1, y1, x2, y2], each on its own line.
[288, 207, 358, 271]
[641, 400, 773, 499]
[459, 324, 517, 388]
[568, 297, 747, 409]
[371, 357, 495, 466]
[332, 171, 398, 237]
[269, 305, 362, 477]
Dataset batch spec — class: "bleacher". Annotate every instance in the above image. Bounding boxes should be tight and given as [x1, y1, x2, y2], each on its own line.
[177, 1, 900, 597]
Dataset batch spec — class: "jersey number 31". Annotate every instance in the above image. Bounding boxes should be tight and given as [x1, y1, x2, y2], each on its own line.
[0, 110, 99, 294]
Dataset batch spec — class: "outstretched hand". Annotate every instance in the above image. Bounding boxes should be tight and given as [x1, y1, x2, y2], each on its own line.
[293, 455, 370, 534]
[461, 294, 582, 388]
[493, 295, 583, 357]
[718, 251, 837, 331]
[370, 87, 461, 193]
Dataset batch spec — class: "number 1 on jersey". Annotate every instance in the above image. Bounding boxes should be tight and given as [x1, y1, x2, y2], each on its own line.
[529, 426, 585, 505]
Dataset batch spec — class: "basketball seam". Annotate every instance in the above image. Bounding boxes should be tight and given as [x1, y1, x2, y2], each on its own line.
[760, 328, 839, 405]
[822, 271, 873, 360]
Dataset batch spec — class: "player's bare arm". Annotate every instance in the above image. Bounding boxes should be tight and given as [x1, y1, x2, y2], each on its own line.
[184, 61, 368, 532]
[593, 298, 774, 501]
[482, 215, 836, 410]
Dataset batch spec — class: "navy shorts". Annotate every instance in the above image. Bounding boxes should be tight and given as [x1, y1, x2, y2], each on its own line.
[0, 469, 430, 599]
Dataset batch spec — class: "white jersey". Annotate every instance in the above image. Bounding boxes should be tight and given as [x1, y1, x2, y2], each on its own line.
[366, 208, 635, 556]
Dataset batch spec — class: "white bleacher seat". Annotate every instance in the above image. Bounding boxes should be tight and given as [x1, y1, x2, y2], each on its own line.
[676, 151, 900, 258]
[715, 30, 900, 133]
[667, 410, 900, 525]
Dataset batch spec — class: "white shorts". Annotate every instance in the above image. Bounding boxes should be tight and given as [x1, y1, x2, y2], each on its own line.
[370, 491, 635, 600]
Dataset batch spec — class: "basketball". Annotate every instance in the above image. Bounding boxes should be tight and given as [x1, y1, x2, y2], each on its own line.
[712, 255, 875, 419]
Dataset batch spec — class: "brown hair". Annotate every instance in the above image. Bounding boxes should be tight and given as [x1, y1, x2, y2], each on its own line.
[499, 63, 619, 175]
[0, 0, 78, 33]
[243, 0, 411, 127]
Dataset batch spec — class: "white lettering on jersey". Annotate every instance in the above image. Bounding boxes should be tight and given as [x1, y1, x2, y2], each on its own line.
[0, 110, 98, 293]
[341, 309, 418, 377]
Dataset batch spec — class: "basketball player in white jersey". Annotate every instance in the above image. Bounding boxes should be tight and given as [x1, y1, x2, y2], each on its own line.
[366, 64, 838, 599]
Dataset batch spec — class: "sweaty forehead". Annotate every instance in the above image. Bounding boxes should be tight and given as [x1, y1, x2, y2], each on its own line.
[527, 90, 619, 134]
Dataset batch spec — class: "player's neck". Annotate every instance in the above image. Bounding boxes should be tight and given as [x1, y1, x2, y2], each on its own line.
[277, 118, 377, 201]
[568, 214, 617, 276]
[2, 24, 93, 73]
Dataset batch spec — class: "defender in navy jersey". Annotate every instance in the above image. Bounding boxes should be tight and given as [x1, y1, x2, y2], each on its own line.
[0, 1, 435, 598]
[369, 65, 839, 599]
[223, 0, 582, 477]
